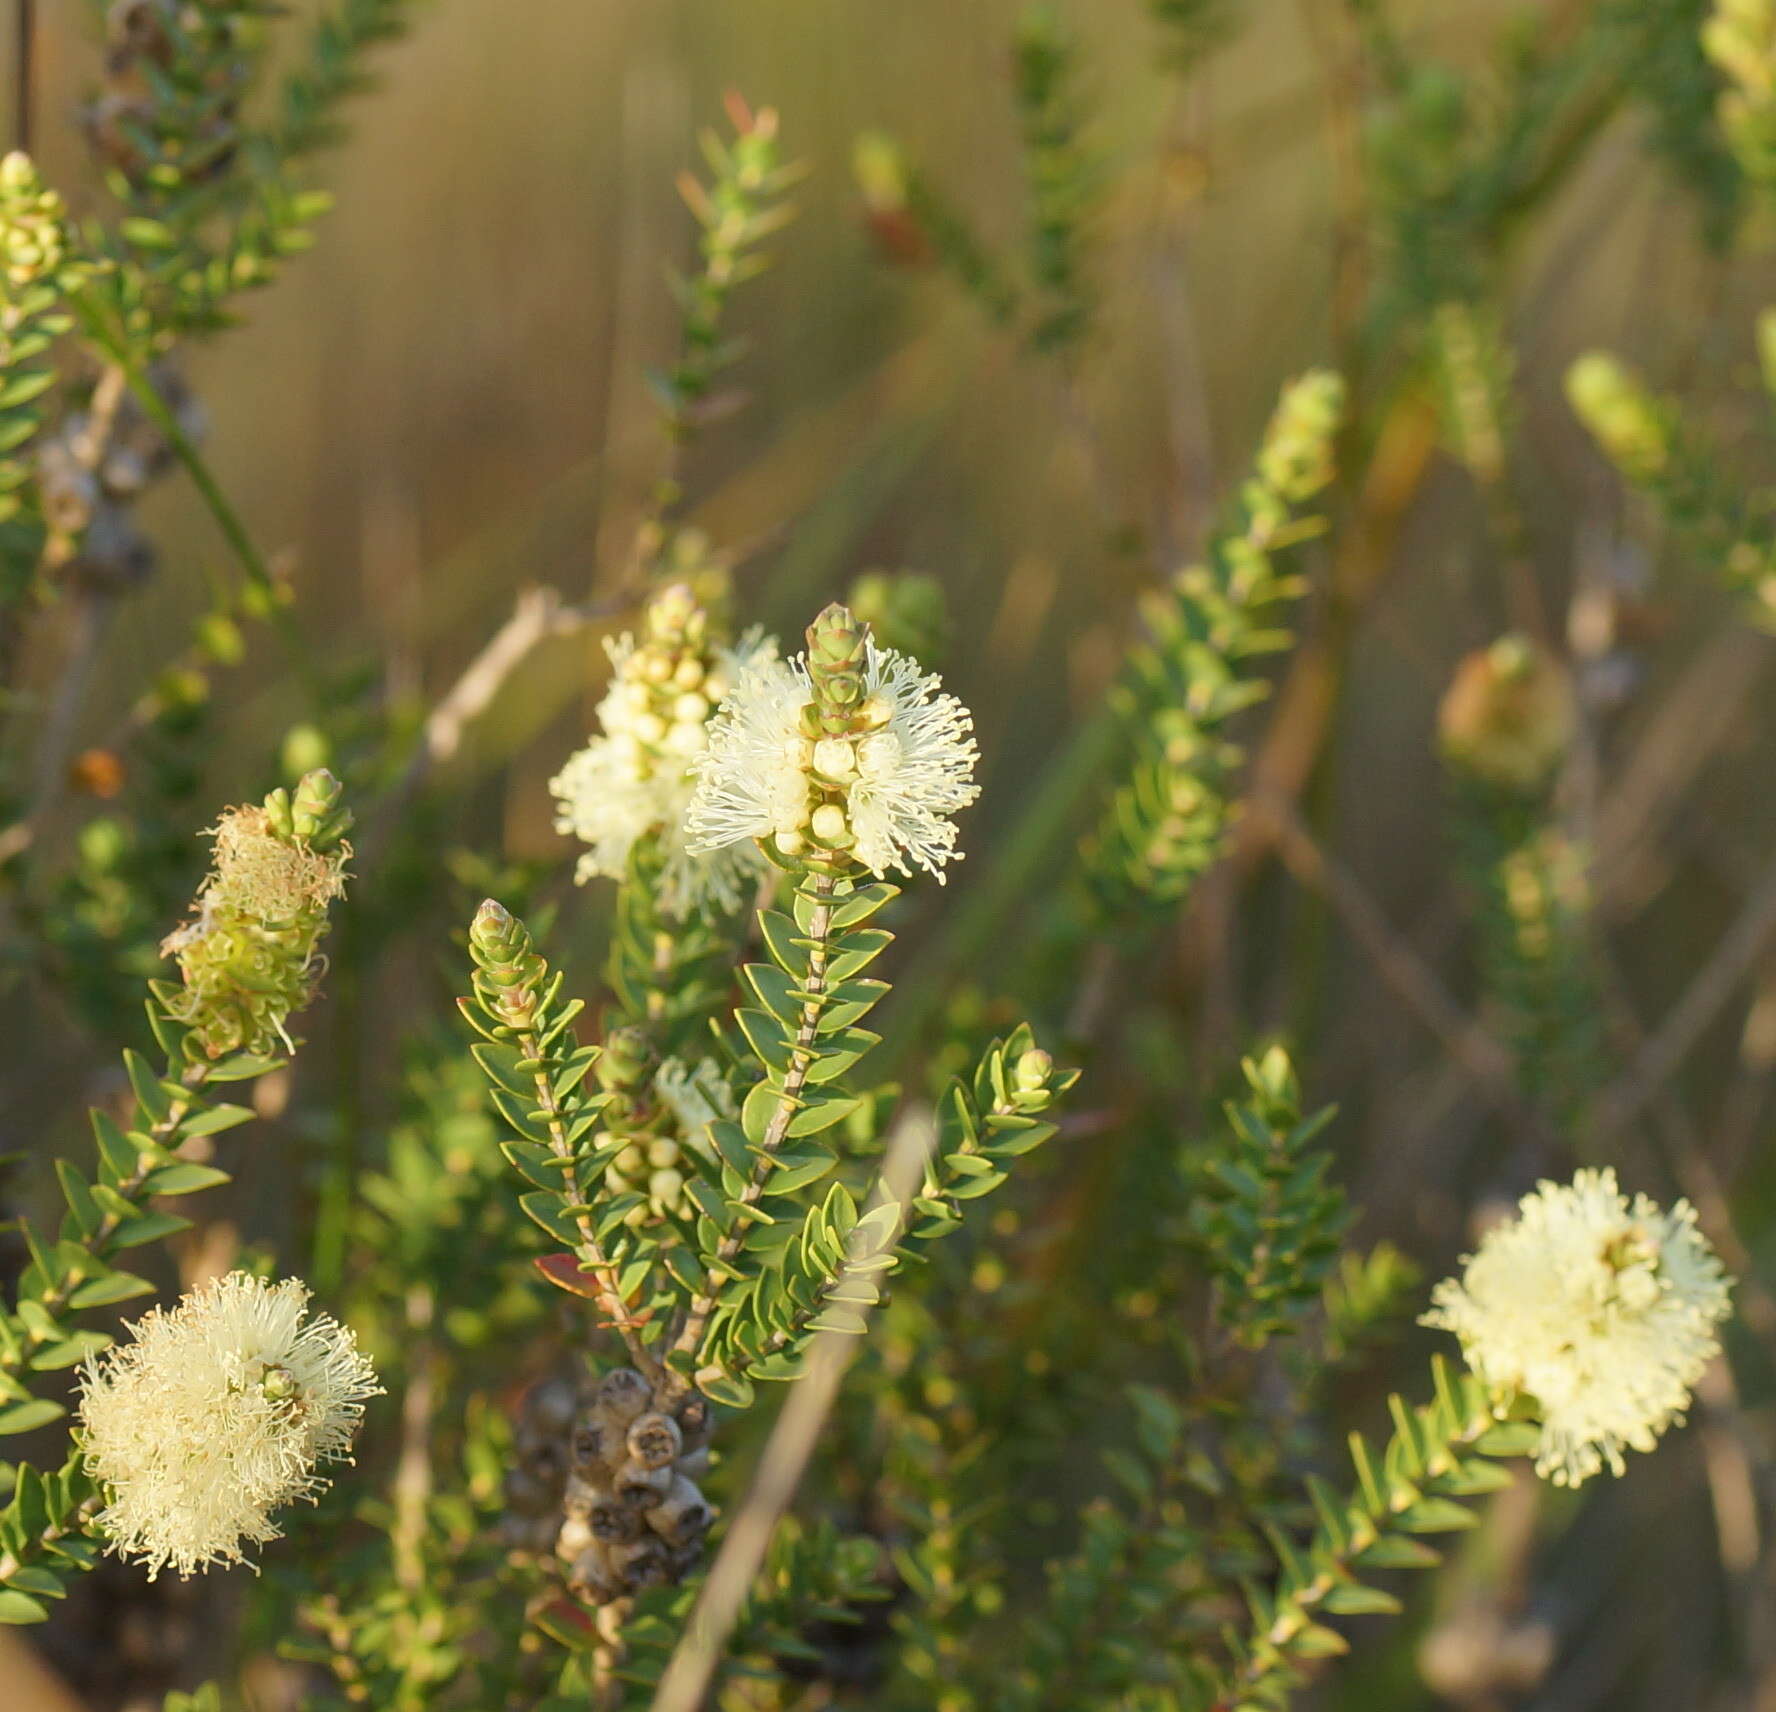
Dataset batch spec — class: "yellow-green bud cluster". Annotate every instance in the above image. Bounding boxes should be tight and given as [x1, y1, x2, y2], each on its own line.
[0, 152, 73, 308]
[467, 899, 548, 1032]
[157, 771, 351, 1060]
[1705, 0, 1776, 181]
[1564, 353, 1670, 484]
[1500, 829, 1591, 966]
[608, 583, 732, 785]
[773, 602, 894, 866]
[1253, 368, 1344, 510]
[594, 1028, 695, 1227]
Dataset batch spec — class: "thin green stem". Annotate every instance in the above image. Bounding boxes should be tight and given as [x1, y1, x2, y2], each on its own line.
[669, 868, 838, 1382]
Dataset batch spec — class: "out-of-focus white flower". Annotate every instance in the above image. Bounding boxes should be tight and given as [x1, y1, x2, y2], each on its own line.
[686, 638, 979, 881]
[550, 599, 774, 916]
[77, 1272, 381, 1579]
[1424, 1169, 1732, 1486]
[656, 1055, 737, 1145]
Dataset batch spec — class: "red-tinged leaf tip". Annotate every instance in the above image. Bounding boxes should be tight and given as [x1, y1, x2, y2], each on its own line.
[534, 1253, 604, 1299]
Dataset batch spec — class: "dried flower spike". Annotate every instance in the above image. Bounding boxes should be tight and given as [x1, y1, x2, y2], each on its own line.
[157, 769, 352, 1059]
[1424, 1168, 1733, 1486]
[78, 1272, 381, 1580]
[686, 600, 980, 880]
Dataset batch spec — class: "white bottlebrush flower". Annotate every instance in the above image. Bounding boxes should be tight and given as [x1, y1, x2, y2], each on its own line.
[77, 1272, 381, 1580]
[1423, 1169, 1732, 1487]
[687, 639, 980, 881]
[550, 628, 775, 916]
[846, 642, 981, 878]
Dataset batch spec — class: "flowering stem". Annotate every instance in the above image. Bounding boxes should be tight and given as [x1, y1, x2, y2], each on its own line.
[668, 867, 838, 1383]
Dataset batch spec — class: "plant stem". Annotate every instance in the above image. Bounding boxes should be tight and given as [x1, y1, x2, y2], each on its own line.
[668, 868, 837, 1381]
[520, 1021, 661, 1382]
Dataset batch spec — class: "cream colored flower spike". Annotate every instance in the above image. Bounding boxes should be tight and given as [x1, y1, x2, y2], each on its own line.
[77, 1272, 381, 1579]
[550, 611, 777, 917]
[1424, 1169, 1732, 1486]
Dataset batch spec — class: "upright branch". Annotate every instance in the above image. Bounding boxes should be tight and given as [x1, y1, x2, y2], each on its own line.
[463, 901, 662, 1383]
[0, 769, 353, 1622]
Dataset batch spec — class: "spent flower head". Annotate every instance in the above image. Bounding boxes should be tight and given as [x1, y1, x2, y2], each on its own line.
[686, 601, 980, 881]
[1437, 635, 1575, 794]
[78, 1272, 381, 1580]
[1424, 1168, 1732, 1486]
[551, 582, 775, 915]
[157, 770, 351, 1059]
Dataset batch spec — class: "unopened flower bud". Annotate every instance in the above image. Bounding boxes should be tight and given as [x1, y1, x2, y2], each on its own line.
[809, 803, 849, 844]
[811, 736, 858, 780]
[598, 1026, 658, 1091]
[1014, 1048, 1054, 1095]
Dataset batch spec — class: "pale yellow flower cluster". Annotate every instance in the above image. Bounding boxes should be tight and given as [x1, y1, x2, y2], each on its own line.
[78, 1273, 380, 1579]
[1425, 1170, 1732, 1486]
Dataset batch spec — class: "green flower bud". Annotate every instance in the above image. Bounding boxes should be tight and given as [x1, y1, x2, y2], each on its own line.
[806, 602, 870, 719]
[467, 900, 547, 1027]
[1014, 1048, 1055, 1096]
[598, 1025, 659, 1093]
[1565, 353, 1669, 482]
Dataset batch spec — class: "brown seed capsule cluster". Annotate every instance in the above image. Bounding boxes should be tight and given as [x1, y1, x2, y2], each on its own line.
[554, 1370, 715, 1603]
[500, 1374, 577, 1553]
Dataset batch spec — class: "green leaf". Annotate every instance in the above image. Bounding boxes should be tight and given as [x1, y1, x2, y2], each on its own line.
[764, 1149, 838, 1195]
[53, 1163, 99, 1239]
[0, 1589, 47, 1624]
[29, 1332, 111, 1372]
[1321, 1581, 1402, 1616]
[140, 1162, 231, 1197]
[784, 1094, 860, 1138]
[110, 1211, 192, 1249]
[700, 1372, 755, 1409]
[0, 1401, 64, 1437]
[67, 1271, 155, 1310]
[122, 1052, 172, 1125]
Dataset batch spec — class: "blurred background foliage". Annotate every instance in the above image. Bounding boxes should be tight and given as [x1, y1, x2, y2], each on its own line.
[9, 0, 1776, 1707]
